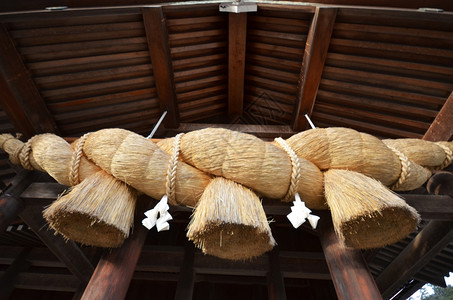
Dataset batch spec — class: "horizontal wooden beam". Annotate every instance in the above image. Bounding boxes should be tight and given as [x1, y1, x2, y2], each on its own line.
[161, 123, 298, 139]
[376, 220, 453, 298]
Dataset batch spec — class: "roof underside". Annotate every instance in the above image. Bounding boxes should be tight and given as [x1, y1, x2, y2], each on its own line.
[0, 1, 452, 299]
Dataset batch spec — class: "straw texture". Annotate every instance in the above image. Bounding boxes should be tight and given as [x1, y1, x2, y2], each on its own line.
[43, 170, 137, 247]
[324, 169, 420, 249]
[187, 177, 275, 260]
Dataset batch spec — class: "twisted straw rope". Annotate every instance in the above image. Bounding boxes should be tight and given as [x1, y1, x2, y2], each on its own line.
[435, 143, 452, 170]
[388, 146, 410, 190]
[166, 133, 183, 206]
[274, 137, 301, 202]
[15, 136, 43, 170]
[69, 133, 91, 186]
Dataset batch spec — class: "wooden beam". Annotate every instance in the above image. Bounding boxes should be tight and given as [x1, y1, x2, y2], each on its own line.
[292, 7, 337, 131]
[174, 243, 195, 300]
[0, 170, 38, 231]
[81, 198, 152, 300]
[142, 7, 179, 128]
[18, 204, 94, 284]
[0, 24, 59, 138]
[424, 91, 453, 142]
[228, 12, 247, 117]
[267, 248, 287, 300]
[162, 123, 298, 139]
[318, 213, 382, 300]
[427, 171, 453, 195]
[377, 124, 453, 298]
[403, 194, 453, 220]
[376, 221, 453, 298]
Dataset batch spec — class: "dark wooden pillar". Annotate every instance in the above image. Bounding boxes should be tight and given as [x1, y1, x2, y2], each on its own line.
[81, 198, 152, 300]
[228, 12, 248, 117]
[267, 248, 287, 300]
[318, 214, 383, 300]
[174, 242, 195, 300]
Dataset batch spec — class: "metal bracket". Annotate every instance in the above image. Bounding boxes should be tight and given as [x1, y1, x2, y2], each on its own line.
[219, 0, 257, 13]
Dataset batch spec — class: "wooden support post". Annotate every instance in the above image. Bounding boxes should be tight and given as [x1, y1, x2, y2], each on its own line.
[81, 198, 152, 300]
[292, 7, 337, 131]
[18, 204, 94, 284]
[0, 24, 59, 138]
[228, 12, 247, 117]
[267, 248, 287, 300]
[423, 91, 453, 142]
[142, 7, 180, 128]
[318, 214, 382, 300]
[376, 221, 453, 298]
[174, 242, 195, 300]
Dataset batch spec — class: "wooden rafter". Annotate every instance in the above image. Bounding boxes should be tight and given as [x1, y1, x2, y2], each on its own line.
[174, 242, 195, 300]
[228, 13, 247, 117]
[142, 7, 180, 129]
[423, 91, 453, 142]
[376, 107, 453, 298]
[267, 248, 287, 300]
[0, 24, 59, 138]
[292, 7, 337, 131]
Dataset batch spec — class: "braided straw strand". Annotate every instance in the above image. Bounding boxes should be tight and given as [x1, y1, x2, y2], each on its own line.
[166, 133, 183, 205]
[274, 137, 301, 202]
[69, 133, 91, 186]
[435, 143, 452, 170]
[388, 146, 410, 190]
[17, 138, 34, 170]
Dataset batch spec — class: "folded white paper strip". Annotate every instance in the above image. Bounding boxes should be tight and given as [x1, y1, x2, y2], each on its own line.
[287, 193, 320, 229]
[142, 195, 173, 232]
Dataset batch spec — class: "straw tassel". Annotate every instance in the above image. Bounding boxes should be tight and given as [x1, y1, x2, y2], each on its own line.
[187, 177, 275, 260]
[43, 170, 137, 248]
[323, 169, 419, 249]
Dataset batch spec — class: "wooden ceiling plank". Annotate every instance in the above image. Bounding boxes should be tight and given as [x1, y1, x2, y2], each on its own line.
[318, 212, 383, 300]
[81, 198, 152, 300]
[0, 24, 59, 138]
[292, 7, 337, 131]
[142, 7, 179, 128]
[376, 221, 453, 298]
[423, 91, 453, 142]
[18, 204, 94, 284]
[228, 12, 247, 117]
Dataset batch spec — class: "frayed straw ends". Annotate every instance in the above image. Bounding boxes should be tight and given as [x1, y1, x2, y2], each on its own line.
[187, 177, 275, 260]
[43, 170, 137, 248]
[324, 169, 419, 249]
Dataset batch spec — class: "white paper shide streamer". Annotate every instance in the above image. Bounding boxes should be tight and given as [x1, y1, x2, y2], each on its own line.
[287, 193, 320, 229]
[142, 195, 173, 232]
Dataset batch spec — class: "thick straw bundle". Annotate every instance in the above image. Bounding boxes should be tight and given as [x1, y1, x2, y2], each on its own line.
[286, 127, 431, 191]
[43, 170, 137, 247]
[82, 128, 211, 207]
[324, 169, 419, 249]
[187, 177, 275, 260]
[157, 129, 326, 209]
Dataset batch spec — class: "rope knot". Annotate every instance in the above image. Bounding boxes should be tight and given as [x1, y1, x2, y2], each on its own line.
[274, 137, 301, 202]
